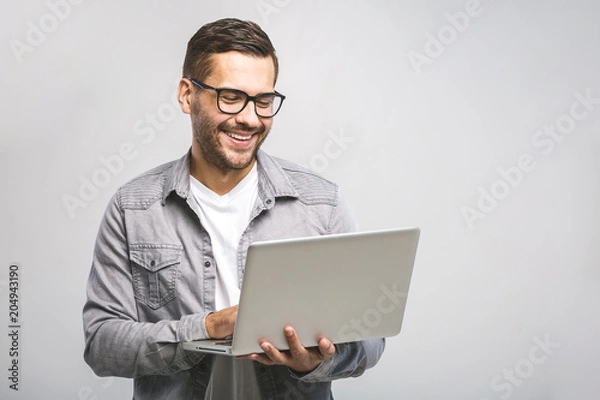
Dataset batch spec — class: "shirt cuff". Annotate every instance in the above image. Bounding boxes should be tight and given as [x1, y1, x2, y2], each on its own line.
[288, 352, 336, 381]
[177, 312, 211, 342]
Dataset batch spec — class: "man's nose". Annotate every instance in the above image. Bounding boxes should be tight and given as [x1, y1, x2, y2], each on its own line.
[234, 100, 260, 127]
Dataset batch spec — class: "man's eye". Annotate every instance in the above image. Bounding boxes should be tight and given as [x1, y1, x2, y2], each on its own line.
[221, 92, 244, 103]
[256, 97, 274, 108]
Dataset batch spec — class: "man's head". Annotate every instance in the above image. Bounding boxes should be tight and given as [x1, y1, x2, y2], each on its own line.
[178, 18, 282, 186]
[182, 18, 279, 85]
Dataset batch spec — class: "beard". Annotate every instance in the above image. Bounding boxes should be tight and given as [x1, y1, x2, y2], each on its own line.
[191, 105, 270, 173]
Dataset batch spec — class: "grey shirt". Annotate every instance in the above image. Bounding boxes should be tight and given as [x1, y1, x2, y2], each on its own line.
[82, 149, 385, 399]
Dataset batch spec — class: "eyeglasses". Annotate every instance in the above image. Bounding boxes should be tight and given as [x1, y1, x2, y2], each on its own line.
[188, 78, 286, 118]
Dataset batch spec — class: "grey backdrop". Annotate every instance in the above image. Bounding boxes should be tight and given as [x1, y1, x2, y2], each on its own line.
[1, 1, 599, 399]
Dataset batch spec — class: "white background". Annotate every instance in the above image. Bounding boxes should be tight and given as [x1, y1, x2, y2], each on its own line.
[1, 0, 599, 399]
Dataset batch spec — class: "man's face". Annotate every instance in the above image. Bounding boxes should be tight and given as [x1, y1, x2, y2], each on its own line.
[190, 51, 276, 172]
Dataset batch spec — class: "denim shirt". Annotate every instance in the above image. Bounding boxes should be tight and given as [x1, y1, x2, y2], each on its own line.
[83, 149, 385, 399]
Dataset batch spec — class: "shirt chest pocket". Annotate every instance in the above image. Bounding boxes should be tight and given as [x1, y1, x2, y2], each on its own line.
[129, 244, 182, 310]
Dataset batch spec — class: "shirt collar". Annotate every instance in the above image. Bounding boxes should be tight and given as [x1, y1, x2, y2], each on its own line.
[161, 148, 299, 205]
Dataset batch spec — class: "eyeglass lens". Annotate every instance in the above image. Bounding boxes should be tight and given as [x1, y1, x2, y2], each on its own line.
[218, 89, 282, 117]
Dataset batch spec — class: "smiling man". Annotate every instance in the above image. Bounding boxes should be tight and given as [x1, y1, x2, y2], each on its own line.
[83, 18, 384, 399]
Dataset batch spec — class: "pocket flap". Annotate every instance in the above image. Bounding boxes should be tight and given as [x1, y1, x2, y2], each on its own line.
[129, 244, 182, 272]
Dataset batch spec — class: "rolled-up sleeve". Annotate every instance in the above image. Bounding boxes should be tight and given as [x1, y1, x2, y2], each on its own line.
[291, 339, 385, 382]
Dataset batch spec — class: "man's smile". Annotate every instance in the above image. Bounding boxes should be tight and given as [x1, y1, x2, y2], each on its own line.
[224, 131, 254, 141]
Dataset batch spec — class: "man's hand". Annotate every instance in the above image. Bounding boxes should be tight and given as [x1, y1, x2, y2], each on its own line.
[238, 325, 336, 373]
[205, 305, 238, 339]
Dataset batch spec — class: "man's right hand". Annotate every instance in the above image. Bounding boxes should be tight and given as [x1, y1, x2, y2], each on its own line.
[205, 305, 238, 339]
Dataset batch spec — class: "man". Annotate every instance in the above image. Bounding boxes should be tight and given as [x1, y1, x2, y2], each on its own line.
[83, 18, 384, 399]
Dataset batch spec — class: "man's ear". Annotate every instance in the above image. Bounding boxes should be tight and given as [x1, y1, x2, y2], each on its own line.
[177, 78, 194, 115]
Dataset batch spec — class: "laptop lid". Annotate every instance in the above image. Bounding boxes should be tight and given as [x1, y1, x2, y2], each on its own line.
[226, 227, 420, 355]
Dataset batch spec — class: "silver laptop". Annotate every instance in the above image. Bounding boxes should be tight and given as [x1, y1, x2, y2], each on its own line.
[182, 227, 420, 356]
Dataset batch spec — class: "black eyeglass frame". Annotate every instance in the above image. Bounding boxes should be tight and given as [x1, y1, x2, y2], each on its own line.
[188, 78, 286, 118]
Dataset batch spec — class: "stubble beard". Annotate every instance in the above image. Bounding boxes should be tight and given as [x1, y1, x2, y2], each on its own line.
[191, 107, 270, 173]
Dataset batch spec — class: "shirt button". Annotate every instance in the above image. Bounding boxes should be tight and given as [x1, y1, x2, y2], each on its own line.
[150, 260, 156, 267]
[204, 261, 211, 268]
[266, 199, 272, 205]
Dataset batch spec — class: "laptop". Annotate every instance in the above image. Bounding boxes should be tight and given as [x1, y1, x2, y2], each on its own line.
[182, 227, 420, 356]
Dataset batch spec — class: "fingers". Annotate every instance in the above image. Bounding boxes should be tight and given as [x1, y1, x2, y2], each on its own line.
[260, 341, 288, 364]
[284, 326, 334, 361]
[236, 342, 282, 366]
[317, 337, 335, 360]
[242, 326, 336, 372]
[284, 326, 307, 358]
[239, 352, 276, 366]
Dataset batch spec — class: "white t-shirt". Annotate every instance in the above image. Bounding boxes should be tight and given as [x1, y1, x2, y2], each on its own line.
[189, 164, 258, 310]
[189, 167, 262, 399]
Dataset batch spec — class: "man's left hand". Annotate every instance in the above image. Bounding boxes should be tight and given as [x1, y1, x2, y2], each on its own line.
[237, 325, 335, 373]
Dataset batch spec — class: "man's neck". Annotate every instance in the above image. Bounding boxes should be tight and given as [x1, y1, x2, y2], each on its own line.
[190, 150, 256, 196]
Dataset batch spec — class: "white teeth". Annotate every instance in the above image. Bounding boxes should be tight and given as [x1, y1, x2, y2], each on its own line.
[225, 131, 252, 141]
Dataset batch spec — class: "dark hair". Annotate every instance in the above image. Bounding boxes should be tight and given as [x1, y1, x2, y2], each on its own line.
[183, 18, 279, 84]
